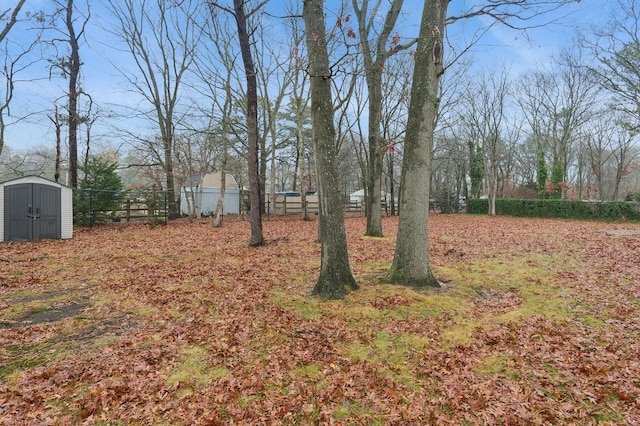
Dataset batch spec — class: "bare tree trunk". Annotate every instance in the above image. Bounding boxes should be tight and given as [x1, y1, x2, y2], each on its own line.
[298, 113, 309, 220]
[49, 107, 63, 182]
[353, 0, 406, 237]
[233, 0, 263, 246]
[387, 0, 447, 288]
[66, 0, 80, 188]
[304, 0, 358, 299]
[212, 168, 227, 227]
[212, 131, 229, 227]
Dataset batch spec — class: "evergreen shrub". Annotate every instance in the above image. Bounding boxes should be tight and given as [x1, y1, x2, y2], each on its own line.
[465, 198, 639, 221]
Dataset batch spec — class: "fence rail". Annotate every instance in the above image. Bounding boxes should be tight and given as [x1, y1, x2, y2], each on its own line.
[265, 194, 396, 216]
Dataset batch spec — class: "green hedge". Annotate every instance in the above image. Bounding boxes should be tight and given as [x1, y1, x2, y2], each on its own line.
[466, 198, 640, 222]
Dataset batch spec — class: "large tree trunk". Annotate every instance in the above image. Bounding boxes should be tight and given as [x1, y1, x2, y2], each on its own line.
[164, 137, 179, 219]
[233, 0, 263, 246]
[387, 0, 448, 288]
[304, 0, 358, 299]
[66, 0, 80, 188]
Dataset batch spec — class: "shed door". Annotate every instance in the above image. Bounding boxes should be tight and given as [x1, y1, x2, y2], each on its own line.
[4, 183, 61, 241]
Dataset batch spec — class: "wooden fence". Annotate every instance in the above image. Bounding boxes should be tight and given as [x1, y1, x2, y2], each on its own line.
[265, 194, 391, 216]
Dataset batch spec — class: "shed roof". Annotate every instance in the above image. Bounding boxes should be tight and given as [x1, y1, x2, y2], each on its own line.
[0, 175, 70, 188]
[184, 172, 239, 190]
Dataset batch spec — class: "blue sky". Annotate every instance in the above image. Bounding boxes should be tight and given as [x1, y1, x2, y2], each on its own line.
[1, 0, 622, 154]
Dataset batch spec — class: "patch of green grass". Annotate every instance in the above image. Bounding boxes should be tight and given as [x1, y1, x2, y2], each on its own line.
[165, 346, 227, 398]
[343, 282, 448, 310]
[91, 334, 120, 349]
[115, 296, 159, 319]
[270, 290, 322, 320]
[0, 345, 51, 382]
[388, 292, 470, 320]
[431, 254, 603, 345]
[291, 363, 322, 379]
[475, 355, 519, 380]
[333, 400, 383, 424]
[344, 331, 428, 390]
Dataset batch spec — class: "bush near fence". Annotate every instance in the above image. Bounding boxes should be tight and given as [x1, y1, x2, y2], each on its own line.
[466, 198, 640, 222]
[74, 189, 168, 226]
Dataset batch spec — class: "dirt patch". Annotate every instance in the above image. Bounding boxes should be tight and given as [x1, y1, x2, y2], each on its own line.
[0, 288, 138, 382]
[0, 288, 93, 329]
[0, 301, 88, 328]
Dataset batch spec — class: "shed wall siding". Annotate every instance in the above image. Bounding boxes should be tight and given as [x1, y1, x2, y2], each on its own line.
[61, 187, 73, 239]
[180, 188, 240, 216]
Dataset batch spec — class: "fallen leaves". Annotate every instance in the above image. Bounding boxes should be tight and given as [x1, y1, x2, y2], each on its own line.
[0, 214, 639, 424]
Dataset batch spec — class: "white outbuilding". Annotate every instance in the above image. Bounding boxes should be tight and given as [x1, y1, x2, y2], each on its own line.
[0, 176, 73, 241]
[180, 172, 241, 216]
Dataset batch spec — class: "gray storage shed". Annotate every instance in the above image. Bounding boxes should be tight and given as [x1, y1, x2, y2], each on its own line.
[0, 176, 73, 241]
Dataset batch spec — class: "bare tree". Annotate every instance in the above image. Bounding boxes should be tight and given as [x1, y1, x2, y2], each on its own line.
[106, 0, 201, 219]
[378, 49, 415, 215]
[351, 0, 415, 236]
[517, 51, 597, 194]
[587, 0, 640, 133]
[65, 0, 80, 187]
[204, 13, 237, 228]
[285, 13, 312, 219]
[49, 105, 63, 182]
[48, 0, 87, 187]
[585, 110, 638, 200]
[388, 0, 578, 287]
[187, 7, 242, 225]
[0, 146, 57, 179]
[253, 17, 295, 219]
[209, 0, 265, 245]
[0, 1, 27, 44]
[0, 0, 38, 156]
[233, 0, 263, 245]
[461, 68, 511, 215]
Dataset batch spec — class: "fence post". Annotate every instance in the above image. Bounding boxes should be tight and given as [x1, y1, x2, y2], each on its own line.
[164, 190, 168, 223]
[89, 190, 94, 228]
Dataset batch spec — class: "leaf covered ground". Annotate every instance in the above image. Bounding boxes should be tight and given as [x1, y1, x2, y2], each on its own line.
[1, 214, 639, 425]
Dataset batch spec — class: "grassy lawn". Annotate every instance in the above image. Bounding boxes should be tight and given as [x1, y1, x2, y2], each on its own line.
[1, 214, 639, 424]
